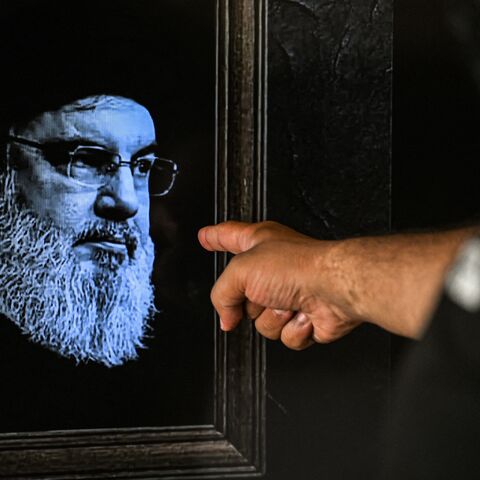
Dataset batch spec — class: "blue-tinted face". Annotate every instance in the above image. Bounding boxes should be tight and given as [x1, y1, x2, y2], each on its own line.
[10, 95, 156, 264]
[0, 95, 158, 366]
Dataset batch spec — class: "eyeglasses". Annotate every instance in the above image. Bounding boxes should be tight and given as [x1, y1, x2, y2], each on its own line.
[5, 135, 179, 197]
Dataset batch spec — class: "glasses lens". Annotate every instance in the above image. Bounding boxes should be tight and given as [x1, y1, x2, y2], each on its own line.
[70, 147, 116, 185]
[149, 159, 177, 196]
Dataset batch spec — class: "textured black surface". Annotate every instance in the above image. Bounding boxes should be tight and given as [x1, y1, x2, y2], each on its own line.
[268, 0, 392, 239]
[266, 1, 392, 479]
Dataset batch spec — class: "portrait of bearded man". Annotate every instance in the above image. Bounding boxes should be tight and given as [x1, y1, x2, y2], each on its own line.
[0, 0, 215, 435]
[0, 94, 178, 367]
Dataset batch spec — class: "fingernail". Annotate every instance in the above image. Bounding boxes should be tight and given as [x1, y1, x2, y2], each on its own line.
[273, 309, 288, 316]
[293, 312, 308, 326]
[219, 318, 227, 331]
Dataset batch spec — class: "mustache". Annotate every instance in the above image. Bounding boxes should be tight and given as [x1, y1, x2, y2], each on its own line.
[73, 222, 141, 257]
[11, 190, 144, 258]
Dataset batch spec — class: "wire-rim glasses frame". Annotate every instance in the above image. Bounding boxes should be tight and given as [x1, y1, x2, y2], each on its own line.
[4, 135, 179, 197]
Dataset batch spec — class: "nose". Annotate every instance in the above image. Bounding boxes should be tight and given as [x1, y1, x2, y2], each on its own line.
[94, 166, 139, 221]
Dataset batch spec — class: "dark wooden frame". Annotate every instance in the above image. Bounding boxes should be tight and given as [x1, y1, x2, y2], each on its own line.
[0, 0, 267, 478]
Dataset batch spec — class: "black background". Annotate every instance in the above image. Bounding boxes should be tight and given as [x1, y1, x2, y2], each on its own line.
[0, 0, 216, 433]
[393, 0, 480, 231]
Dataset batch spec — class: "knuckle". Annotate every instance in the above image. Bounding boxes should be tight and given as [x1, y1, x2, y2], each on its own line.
[210, 286, 219, 306]
[283, 337, 309, 351]
[255, 319, 281, 340]
[243, 221, 279, 246]
[281, 329, 308, 350]
[256, 220, 279, 236]
[257, 220, 278, 229]
[228, 253, 241, 265]
[258, 317, 276, 331]
[312, 325, 338, 344]
[245, 303, 262, 321]
[210, 278, 226, 306]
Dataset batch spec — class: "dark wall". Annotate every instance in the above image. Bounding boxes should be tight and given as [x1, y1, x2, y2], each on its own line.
[265, 1, 480, 478]
[266, 1, 392, 479]
[268, 0, 392, 239]
[393, 0, 480, 231]
[391, 0, 480, 402]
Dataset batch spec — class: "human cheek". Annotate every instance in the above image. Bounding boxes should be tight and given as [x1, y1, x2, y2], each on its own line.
[17, 164, 95, 229]
[134, 195, 150, 242]
[32, 188, 95, 231]
[48, 191, 97, 230]
[32, 188, 96, 230]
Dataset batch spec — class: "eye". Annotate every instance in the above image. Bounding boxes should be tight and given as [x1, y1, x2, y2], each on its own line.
[133, 157, 154, 176]
[68, 147, 120, 184]
[71, 148, 115, 174]
[41, 144, 73, 166]
[72, 148, 106, 166]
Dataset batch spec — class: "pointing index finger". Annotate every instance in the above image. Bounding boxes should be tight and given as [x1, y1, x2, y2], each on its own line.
[198, 221, 256, 254]
[198, 220, 293, 254]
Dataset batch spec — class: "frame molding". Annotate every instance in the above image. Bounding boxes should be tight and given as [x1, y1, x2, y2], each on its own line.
[0, 0, 267, 478]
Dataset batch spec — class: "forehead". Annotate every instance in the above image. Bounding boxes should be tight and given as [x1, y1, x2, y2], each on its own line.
[15, 96, 156, 149]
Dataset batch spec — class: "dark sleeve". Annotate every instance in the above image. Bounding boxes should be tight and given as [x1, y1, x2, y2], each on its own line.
[383, 237, 480, 480]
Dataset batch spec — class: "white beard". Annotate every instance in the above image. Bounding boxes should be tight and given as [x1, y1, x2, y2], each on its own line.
[0, 168, 156, 367]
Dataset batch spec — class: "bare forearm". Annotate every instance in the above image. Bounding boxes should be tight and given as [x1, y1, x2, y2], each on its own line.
[329, 227, 479, 338]
[200, 221, 480, 347]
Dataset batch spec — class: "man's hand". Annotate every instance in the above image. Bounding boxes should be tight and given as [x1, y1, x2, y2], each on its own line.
[199, 221, 477, 347]
[198, 221, 362, 349]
